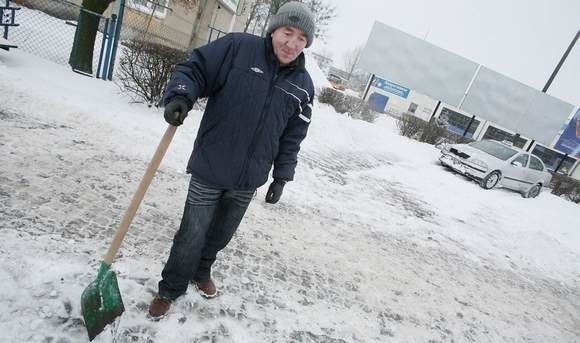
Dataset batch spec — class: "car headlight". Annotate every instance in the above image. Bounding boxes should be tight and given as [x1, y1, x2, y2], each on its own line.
[469, 158, 488, 171]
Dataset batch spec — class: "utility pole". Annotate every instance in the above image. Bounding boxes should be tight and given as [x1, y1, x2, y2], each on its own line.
[542, 30, 579, 93]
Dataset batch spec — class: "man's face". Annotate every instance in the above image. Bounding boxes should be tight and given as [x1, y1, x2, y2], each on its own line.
[271, 26, 308, 65]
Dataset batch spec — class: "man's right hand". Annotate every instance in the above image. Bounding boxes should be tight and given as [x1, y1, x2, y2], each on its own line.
[164, 97, 190, 126]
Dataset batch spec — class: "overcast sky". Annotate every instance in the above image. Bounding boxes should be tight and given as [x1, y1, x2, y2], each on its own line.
[311, 0, 579, 107]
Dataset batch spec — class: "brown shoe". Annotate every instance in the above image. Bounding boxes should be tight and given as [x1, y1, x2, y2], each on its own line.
[195, 280, 218, 298]
[148, 295, 171, 319]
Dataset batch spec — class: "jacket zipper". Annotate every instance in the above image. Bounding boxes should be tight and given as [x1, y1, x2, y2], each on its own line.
[236, 67, 281, 187]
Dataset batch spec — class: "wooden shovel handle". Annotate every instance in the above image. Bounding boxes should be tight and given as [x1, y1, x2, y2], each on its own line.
[103, 124, 178, 265]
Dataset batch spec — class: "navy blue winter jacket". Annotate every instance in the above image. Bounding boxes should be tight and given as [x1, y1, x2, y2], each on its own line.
[163, 33, 314, 190]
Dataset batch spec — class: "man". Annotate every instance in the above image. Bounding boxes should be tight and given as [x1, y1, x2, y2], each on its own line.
[149, 1, 316, 318]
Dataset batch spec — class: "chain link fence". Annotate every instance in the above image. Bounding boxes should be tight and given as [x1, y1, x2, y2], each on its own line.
[9, 0, 108, 72]
[6, 0, 194, 74]
[207, 26, 227, 44]
[7, 0, 226, 85]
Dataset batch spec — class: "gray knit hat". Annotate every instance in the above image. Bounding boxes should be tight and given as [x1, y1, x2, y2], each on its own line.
[267, 1, 316, 48]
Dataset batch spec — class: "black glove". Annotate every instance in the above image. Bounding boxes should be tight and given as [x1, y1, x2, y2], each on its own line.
[164, 96, 190, 126]
[265, 179, 286, 204]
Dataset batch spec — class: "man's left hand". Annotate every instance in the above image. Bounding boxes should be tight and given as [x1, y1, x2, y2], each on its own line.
[265, 179, 286, 204]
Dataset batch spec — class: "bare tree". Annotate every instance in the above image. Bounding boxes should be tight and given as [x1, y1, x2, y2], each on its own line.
[302, 0, 335, 41]
[243, 0, 270, 34]
[117, 41, 188, 105]
[343, 45, 363, 81]
[267, 0, 288, 15]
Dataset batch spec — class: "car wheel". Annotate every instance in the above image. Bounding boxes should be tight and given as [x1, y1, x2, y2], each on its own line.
[523, 184, 541, 198]
[480, 171, 501, 189]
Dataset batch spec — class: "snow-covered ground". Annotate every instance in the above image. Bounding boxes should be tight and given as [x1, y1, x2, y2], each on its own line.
[1, 26, 580, 343]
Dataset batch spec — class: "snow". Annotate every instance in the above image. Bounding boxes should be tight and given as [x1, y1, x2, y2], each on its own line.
[305, 51, 332, 90]
[9, 5, 104, 68]
[343, 88, 360, 98]
[1, 14, 580, 343]
[0, 37, 17, 47]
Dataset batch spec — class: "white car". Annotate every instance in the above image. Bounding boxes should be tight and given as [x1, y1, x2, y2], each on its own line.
[439, 140, 552, 198]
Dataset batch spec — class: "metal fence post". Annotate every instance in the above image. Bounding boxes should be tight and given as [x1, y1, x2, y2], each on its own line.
[2, 0, 21, 40]
[96, 17, 110, 78]
[208, 27, 213, 44]
[107, 0, 126, 80]
[102, 14, 116, 80]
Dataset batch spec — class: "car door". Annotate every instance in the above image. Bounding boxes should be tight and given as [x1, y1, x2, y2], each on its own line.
[527, 156, 546, 186]
[502, 153, 529, 190]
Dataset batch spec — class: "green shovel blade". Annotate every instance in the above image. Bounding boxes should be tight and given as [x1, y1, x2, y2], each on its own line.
[81, 262, 125, 341]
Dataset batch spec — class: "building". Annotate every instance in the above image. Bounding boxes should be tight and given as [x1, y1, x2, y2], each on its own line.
[359, 21, 579, 178]
[31, 0, 254, 51]
[116, 0, 253, 50]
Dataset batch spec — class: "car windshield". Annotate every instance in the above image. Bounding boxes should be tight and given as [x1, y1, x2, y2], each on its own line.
[469, 140, 518, 161]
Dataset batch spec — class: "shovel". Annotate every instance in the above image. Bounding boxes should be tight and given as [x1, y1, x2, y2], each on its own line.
[81, 124, 177, 341]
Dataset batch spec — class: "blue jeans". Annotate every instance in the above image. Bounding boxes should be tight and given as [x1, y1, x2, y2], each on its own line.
[158, 177, 255, 300]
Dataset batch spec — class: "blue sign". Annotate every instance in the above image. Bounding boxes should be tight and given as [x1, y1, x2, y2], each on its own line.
[372, 77, 410, 98]
[554, 108, 580, 158]
[368, 92, 389, 112]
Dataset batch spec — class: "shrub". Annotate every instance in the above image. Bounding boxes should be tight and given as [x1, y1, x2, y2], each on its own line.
[117, 40, 188, 106]
[397, 113, 474, 145]
[419, 117, 449, 144]
[318, 87, 343, 109]
[318, 87, 377, 123]
[550, 173, 580, 203]
[396, 113, 424, 140]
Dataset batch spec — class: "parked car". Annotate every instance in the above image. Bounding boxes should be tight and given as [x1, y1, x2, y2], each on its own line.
[327, 73, 346, 91]
[438, 140, 552, 198]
